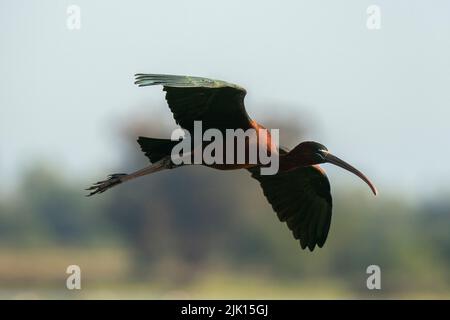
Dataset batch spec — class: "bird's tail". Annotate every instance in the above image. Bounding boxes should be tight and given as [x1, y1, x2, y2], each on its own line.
[137, 136, 179, 163]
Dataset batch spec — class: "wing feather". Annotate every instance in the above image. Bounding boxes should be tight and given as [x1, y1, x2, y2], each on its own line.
[135, 73, 251, 132]
[249, 163, 333, 251]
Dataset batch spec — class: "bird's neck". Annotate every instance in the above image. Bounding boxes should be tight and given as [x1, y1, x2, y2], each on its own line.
[279, 153, 299, 172]
[279, 152, 315, 172]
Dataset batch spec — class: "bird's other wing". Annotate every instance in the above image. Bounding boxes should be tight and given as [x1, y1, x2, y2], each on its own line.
[248, 153, 333, 251]
[134, 74, 252, 133]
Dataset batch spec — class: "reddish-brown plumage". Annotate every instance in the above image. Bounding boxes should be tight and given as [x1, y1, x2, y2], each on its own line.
[206, 120, 278, 170]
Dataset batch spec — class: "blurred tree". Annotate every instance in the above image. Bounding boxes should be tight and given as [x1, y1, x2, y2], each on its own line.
[0, 105, 449, 297]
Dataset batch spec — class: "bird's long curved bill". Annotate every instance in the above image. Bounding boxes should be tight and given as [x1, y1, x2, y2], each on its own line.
[324, 153, 378, 196]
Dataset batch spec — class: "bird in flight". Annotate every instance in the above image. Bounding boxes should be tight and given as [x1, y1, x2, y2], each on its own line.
[87, 74, 377, 251]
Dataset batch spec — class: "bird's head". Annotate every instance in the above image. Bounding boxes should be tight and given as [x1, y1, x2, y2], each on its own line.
[288, 141, 378, 195]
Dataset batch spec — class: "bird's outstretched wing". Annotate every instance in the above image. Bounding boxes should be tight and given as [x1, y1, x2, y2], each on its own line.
[135, 74, 252, 132]
[248, 153, 333, 251]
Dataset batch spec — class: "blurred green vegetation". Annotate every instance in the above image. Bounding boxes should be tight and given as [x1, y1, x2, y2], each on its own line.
[0, 118, 449, 299]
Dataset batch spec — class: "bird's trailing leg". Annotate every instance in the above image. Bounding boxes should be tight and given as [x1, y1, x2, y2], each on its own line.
[86, 156, 176, 196]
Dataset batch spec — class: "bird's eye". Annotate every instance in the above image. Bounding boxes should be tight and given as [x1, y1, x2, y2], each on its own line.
[316, 150, 328, 160]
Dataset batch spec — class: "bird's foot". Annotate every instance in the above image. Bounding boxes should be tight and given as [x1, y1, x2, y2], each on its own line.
[85, 173, 127, 196]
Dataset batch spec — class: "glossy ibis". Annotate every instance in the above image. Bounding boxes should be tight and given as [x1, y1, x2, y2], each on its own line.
[87, 74, 377, 251]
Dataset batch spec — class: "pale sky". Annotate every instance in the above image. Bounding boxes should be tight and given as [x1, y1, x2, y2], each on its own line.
[1, 0, 450, 199]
